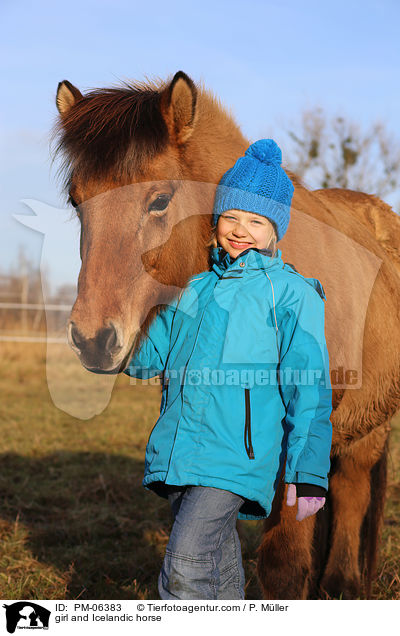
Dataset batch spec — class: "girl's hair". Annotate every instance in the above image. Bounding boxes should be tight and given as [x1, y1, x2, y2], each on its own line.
[206, 216, 278, 256]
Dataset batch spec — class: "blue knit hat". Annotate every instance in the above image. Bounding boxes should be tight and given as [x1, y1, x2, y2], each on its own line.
[212, 139, 294, 241]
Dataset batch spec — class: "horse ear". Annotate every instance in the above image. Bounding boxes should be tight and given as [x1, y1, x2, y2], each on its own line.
[56, 80, 83, 116]
[161, 71, 198, 144]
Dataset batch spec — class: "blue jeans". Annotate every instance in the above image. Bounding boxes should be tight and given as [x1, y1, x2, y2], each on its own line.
[158, 485, 246, 600]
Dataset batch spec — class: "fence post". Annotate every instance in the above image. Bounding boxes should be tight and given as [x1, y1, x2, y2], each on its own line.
[20, 273, 29, 332]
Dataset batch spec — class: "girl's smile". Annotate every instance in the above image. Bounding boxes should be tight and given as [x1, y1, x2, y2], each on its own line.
[216, 209, 275, 257]
[227, 238, 254, 249]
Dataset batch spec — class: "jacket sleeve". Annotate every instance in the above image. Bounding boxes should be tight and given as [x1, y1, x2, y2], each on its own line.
[278, 286, 333, 490]
[124, 302, 177, 379]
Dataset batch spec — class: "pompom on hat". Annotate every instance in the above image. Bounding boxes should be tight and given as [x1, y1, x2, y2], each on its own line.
[212, 139, 294, 241]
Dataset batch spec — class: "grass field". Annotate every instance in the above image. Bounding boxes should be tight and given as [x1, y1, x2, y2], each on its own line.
[0, 341, 399, 600]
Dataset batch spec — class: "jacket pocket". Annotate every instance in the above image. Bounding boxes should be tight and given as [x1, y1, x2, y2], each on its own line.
[244, 388, 255, 460]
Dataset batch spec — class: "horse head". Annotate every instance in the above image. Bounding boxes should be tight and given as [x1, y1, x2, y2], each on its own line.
[54, 71, 248, 372]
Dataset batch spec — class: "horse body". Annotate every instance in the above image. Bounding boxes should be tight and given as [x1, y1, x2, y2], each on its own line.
[54, 71, 400, 598]
[260, 181, 400, 598]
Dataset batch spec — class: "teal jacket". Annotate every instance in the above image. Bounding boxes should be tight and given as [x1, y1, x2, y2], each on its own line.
[125, 246, 333, 520]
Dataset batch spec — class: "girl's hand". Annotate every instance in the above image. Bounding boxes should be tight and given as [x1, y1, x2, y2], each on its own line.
[286, 483, 325, 521]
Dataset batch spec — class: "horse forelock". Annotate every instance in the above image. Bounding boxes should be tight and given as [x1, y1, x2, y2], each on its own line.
[52, 78, 171, 190]
[52, 75, 256, 196]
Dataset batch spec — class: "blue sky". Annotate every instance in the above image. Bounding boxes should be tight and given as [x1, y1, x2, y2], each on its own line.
[1, 0, 400, 289]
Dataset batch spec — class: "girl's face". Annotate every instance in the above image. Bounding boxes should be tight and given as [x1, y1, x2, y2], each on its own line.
[216, 209, 275, 258]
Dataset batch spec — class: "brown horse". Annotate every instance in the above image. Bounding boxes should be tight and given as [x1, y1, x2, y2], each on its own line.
[53, 70, 400, 599]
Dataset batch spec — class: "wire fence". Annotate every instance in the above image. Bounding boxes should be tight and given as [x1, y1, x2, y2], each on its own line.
[0, 302, 71, 344]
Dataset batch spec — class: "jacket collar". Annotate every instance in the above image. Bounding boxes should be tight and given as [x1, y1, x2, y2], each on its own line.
[211, 245, 284, 277]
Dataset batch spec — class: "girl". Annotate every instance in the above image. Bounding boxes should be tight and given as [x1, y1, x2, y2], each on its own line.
[124, 139, 333, 600]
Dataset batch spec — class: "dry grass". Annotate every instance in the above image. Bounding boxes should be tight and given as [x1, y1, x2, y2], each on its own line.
[0, 341, 398, 600]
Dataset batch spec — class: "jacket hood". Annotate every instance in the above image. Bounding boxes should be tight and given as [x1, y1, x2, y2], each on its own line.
[210, 246, 285, 277]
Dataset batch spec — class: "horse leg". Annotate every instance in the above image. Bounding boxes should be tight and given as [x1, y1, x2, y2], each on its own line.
[257, 421, 390, 600]
[320, 422, 390, 599]
[256, 477, 316, 599]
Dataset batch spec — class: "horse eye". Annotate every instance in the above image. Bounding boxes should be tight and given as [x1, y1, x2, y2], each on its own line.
[68, 196, 81, 220]
[148, 194, 171, 214]
[68, 195, 78, 208]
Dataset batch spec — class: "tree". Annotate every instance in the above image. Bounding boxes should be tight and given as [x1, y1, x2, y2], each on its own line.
[279, 107, 400, 206]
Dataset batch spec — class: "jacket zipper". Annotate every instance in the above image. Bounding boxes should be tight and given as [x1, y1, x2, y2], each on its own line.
[244, 388, 255, 459]
[161, 374, 169, 415]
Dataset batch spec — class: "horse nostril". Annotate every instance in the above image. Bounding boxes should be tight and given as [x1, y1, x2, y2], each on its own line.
[105, 326, 117, 350]
[98, 322, 122, 354]
[69, 322, 85, 349]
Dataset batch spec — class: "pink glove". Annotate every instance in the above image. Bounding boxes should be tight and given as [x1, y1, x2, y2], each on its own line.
[286, 483, 325, 521]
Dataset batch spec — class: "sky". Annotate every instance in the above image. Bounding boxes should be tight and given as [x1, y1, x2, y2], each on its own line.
[1, 0, 400, 290]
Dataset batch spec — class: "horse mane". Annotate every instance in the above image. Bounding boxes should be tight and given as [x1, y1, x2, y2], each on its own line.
[52, 73, 306, 197]
[52, 77, 171, 190]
